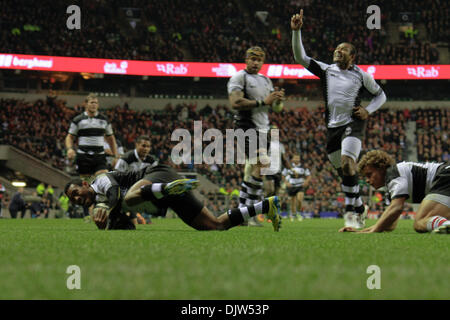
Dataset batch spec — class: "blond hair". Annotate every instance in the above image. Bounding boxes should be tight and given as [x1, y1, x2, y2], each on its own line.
[85, 93, 98, 102]
[357, 150, 396, 173]
[245, 46, 265, 59]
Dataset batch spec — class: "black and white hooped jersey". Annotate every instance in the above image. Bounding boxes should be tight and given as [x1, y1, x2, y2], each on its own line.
[68, 111, 114, 154]
[90, 169, 147, 207]
[306, 60, 386, 128]
[385, 161, 442, 203]
[114, 149, 158, 172]
[227, 69, 274, 130]
[285, 165, 311, 188]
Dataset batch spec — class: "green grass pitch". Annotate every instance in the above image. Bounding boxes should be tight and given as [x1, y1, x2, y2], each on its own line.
[0, 218, 448, 300]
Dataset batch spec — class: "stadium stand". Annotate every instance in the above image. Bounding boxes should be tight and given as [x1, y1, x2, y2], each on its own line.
[0, 0, 445, 64]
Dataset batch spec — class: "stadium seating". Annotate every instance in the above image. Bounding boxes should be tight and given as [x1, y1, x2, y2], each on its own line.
[0, 0, 443, 64]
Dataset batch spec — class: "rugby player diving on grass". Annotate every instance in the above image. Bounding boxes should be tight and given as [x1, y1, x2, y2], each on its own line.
[340, 150, 450, 234]
[64, 164, 282, 231]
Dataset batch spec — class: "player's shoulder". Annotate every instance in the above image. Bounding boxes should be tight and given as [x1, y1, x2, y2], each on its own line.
[94, 112, 110, 122]
[121, 150, 137, 163]
[71, 112, 87, 123]
[144, 154, 157, 164]
[385, 163, 403, 182]
[229, 69, 247, 81]
[92, 172, 114, 189]
[352, 65, 371, 78]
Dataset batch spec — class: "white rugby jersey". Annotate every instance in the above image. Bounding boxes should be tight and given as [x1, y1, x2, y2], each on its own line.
[292, 30, 386, 128]
[385, 161, 443, 203]
[307, 60, 385, 128]
[227, 69, 274, 130]
[286, 165, 310, 188]
[69, 111, 114, 154]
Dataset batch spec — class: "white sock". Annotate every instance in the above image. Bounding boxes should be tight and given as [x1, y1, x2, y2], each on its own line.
[426, 216, 450, 232]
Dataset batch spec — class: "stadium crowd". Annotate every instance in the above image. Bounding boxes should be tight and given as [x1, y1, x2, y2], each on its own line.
[415, 107, 449, 163]
[2, 94, 446, 214]
[0, 0, 443, 64]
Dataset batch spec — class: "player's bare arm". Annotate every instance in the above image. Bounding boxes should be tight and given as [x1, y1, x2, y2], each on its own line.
[369, 197, 405, 232]
[105, 135, 119, 158]
[65, 134, 76, 160]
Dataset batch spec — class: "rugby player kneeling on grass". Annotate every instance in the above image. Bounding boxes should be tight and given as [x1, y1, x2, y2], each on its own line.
[64, 165, 282, 231]
[340, 150, 450, 234]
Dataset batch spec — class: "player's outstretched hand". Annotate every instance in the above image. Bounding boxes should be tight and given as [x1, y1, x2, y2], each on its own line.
[93, 204, 109, 229]
[339, 226, 356, 232]
[291, 9, 303, 31]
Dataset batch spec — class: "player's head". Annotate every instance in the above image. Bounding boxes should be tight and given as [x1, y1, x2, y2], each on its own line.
[333, 42, 356, 69]
[135, 135, 151, 158]
[85, 93, 99, 115]
[358, 150, 395, 189]
[64, 178, 95, 207]
[245, 46, 265, 74]
[292, 154, 300, 165]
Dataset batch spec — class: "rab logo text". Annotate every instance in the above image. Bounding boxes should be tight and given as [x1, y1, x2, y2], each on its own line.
[156, 63, 188, 75]
[407, 66, 439, 78]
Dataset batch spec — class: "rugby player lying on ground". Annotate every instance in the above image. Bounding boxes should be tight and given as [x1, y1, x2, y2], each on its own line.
[65, 164, 281, 231]
[340, 150, 450, 234]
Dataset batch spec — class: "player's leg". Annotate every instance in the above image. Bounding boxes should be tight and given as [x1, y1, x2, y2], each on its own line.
[413, 199, 450, 233]
[296, 191, 305, 221]
[413, 163, 450, 233]
[341, 136, 366, 228]
[237, 132, 267, 226]
[327, 127, 354, 227]
[289, 193, 297, 221]
[328, 149, 354, 227]
[9, 209, 17, 219]
[264, 177, 275, 197]
[186, 196, 282, 232]
[124, 178, 199, 207]
[239, 160, 264, 226]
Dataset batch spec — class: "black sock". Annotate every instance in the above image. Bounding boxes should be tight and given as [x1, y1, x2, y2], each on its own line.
[342, 174, 364, 213]
[239, 175, 264, 208]
[227, 199, 270, 227]
[141, 183, 168, 200]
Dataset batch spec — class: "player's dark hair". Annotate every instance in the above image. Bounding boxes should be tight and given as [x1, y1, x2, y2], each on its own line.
[136, 135, 151, 144]
[64, 178, 83, 195]
[343, 42, 357, 59]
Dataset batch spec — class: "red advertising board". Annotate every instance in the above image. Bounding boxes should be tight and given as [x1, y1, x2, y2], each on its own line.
[0, 53, 449, 79]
